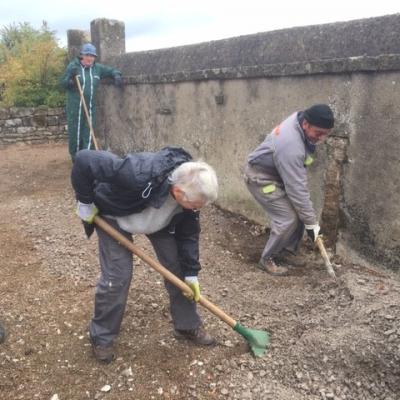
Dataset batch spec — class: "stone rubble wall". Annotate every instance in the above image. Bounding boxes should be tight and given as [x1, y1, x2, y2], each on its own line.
[0, 107, 67, 146]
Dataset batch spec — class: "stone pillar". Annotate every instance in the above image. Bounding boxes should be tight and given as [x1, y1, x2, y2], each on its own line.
[90, 19, 125, 63]
[67, 29, 90, 61]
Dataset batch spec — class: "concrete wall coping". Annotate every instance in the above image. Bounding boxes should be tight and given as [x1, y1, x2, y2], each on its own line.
[115, 54, 400, 84]
[115, 14, 400, 79]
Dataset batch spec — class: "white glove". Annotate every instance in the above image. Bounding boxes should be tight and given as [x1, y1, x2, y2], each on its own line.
[305, 223, 320, 242]
[184, 276, 200, 302]
[76, 201, 98, 223]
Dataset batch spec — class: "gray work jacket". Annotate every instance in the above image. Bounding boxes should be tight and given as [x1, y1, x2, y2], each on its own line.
[246, 112, 318, 225]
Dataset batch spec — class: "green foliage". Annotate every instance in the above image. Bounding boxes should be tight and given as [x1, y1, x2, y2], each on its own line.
[0, 21, 67, 107]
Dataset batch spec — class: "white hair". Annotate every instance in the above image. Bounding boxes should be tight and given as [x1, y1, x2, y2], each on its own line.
[170, 161, 218, 205]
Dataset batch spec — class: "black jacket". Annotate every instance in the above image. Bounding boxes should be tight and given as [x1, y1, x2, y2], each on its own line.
[71, 147, 202, 276]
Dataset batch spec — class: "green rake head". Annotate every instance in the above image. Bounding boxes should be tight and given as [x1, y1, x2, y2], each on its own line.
[234, 322, 270, 358]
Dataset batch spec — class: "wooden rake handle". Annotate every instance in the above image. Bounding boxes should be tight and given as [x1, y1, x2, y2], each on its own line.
[93, 215, 237, 328]
[75, 75, 99, 151]
[316, 236, 337, 280]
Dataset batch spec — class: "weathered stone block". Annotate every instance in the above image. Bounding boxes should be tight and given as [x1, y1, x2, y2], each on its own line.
[33, 106, 48, 116]
[47, 116, 59, 126]
[10, 107, 34, 118]
[67, 29, 90, 61]
[5, 118, 22, 127]
[0, 108, 9, 119]
[47, 126, 61, 132]
[32, 114, 47, 127]
[47, 108, 63, 116]
[90, 18, 125, 63]
[17, 127, 35, 134]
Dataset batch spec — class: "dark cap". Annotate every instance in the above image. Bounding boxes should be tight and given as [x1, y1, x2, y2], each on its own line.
[303, 104, 334, 129]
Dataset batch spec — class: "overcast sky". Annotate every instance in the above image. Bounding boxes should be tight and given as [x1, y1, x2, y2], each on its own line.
[1, 1, 399, 52]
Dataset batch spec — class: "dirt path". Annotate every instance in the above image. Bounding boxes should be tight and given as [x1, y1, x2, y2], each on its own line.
[0, 143, 399, 400]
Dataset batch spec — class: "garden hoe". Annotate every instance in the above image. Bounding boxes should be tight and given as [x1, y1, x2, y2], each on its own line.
[93, 215, 270, 357]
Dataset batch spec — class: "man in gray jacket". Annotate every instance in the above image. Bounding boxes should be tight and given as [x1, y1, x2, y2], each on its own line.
[244, 104, 334, 276]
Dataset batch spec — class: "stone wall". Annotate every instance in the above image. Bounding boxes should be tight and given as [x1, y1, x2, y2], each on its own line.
[115, 14, 400, 80]
[0, 107, 67, 146]
[69, 14, 400, 270]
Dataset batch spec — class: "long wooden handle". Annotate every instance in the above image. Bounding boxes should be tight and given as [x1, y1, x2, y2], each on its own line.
[93, 215, 237, 328]
[316, 236, 337, 280]
[75, 75, 99, 151]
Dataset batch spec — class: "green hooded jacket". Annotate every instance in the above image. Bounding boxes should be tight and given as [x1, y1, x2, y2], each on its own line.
[60, 57, 121, 160]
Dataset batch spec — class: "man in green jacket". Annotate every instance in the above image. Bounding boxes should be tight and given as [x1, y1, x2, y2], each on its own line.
[61, 43, 123, 161]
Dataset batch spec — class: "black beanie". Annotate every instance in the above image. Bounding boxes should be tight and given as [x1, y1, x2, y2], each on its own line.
[303, 104, 334, 129]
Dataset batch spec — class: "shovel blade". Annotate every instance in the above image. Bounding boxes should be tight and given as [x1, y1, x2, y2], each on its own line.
[234, 322, 270, 357]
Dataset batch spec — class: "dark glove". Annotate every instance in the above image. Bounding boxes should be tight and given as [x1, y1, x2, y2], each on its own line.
[82, 220, 95, 239]
[67, 78, 75, 89]
[67, 67, 80, 89]
[114, 74, 123, 87]
[71, 66, 80, 77]
[305, 223, 321, 242]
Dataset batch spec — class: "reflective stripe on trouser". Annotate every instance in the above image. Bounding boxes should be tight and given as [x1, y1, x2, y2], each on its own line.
[245, 180, 304, 260]
[67, 104, 95, 161]
[147, 229, 202, 331]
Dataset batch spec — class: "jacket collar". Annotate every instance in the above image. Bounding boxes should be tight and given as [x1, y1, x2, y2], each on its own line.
[296, 112, 316, 153]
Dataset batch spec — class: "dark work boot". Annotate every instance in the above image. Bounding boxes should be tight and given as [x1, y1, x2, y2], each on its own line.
[257, 257, 289, 276]
[89, 335, 115, 363]
[174, 327, 216, 346]
[275, 250, 306, 268]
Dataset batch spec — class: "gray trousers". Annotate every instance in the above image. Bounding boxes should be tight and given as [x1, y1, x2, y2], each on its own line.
[90, 217, 202, 346]
[245, 180, 304, 261]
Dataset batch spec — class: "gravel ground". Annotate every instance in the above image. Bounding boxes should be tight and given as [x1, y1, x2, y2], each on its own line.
[0, 143, 399, 400]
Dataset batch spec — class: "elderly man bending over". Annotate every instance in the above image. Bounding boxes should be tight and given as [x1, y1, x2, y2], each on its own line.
[71, 147, 218, 363]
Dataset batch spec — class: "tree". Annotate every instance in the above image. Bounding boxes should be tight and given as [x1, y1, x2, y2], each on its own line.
[0, 21, 67, 107]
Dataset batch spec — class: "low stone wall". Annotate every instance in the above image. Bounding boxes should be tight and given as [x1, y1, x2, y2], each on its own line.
[0, 107, 67, 146]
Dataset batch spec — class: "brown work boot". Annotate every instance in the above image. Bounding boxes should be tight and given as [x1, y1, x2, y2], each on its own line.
[257, 257, 289, 276]
[89, 335, 115, 363]
[275, 250, 306, 268]
[174, 327, 216, 346]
